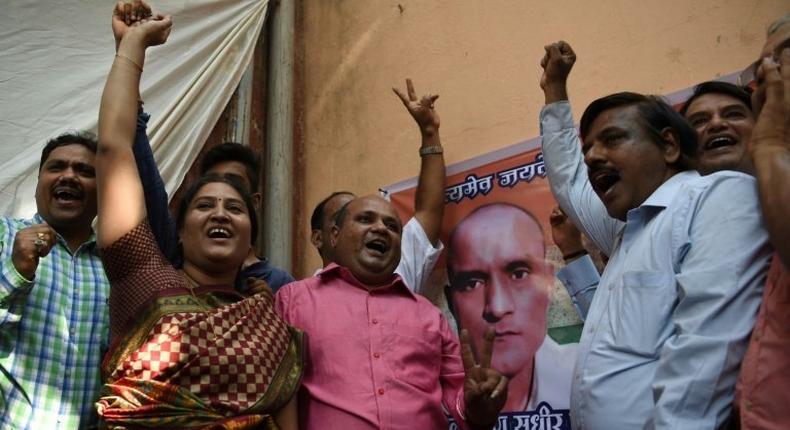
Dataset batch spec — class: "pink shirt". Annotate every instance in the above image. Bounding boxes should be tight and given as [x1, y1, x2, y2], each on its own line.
[275, 264, 469, 430]
[735, 255, 790, 430]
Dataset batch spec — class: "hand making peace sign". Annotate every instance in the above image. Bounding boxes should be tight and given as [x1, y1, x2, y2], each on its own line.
[460, 328, 509, 429]
[393, 78, 441, 138]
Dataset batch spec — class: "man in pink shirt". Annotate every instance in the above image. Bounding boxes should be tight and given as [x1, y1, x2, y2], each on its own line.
[733, 14, 790, 430]
[275, 194, 508, 429]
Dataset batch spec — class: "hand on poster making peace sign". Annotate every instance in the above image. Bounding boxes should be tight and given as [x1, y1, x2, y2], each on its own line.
[461, 328, 509, 429]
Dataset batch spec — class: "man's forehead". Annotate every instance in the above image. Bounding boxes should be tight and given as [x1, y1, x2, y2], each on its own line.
[348, 196, 398, 217]
[686, 93, 749, 114]
[452, 205, 543, 249]
[45, 144, 95, 164]
[206, 161, 251, 188]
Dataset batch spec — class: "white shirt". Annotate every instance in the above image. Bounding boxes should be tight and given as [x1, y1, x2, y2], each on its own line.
[528, 336, 577, 411]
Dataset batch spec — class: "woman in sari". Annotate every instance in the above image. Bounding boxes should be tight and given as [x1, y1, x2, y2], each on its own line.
[94, 3, 302, 428]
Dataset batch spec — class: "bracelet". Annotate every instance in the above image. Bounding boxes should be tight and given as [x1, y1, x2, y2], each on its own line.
[562, 249, 587, 261]
[419, 145, 443, 157]
[115, 53, 143, 73]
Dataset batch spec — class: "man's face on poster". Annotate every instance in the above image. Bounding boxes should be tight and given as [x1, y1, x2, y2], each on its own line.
[448, 204, 552, 379]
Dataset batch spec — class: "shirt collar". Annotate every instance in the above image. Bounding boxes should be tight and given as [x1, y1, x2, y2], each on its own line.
[318, 262, 416, 300]
[639, 170, 700, 209]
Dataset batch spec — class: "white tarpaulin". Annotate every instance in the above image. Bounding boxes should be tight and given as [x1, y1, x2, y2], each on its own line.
[0, 0, 269, 217]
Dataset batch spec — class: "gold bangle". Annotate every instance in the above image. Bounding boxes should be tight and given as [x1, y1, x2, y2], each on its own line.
[115, 53, 143, 73]
[419, 145, 443, 157]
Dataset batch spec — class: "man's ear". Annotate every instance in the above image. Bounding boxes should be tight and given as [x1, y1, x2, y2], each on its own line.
[310, 229, 322, 250]
[330, 224, 340, 248]
[252, 192, 263, 209]
[660, 127, 682, 165]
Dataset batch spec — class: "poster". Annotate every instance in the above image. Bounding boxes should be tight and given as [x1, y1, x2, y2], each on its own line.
[385, 141, 580, 430]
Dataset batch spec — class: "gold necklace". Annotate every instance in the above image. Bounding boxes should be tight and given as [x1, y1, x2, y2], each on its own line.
[180, 270, 214, 314]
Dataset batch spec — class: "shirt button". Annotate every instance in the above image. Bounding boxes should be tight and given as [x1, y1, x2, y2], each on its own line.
[378, 388, 385, 395]
[745, 400, 752, 411]
[371, 319, 378, 324]
[753, 330, 762, 341]
[373, 352, 380, 358]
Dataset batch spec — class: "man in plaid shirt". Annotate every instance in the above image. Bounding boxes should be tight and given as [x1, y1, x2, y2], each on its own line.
[0, 132, 109, 429]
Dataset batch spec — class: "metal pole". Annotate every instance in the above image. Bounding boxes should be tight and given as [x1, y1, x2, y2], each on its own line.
[263, 0, 295, 271]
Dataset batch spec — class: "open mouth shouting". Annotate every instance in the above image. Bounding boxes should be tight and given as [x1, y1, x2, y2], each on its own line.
[589, 167, 621, 201]
[363, 236, 391, 258]
[703, 133, 738, 153]
[206, 225, 233, 240]
[52, 185, 84, 205]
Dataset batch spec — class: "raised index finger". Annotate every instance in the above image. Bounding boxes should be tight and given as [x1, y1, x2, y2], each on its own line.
[459, 329, 478, 371]
[479, 327, 495, 369]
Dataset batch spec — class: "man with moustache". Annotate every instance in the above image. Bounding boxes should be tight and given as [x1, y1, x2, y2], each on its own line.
[733, 14, 790, 430]
[446, 203, 577, 413]
[0, 133, 109, 429]
[539, 41, 771, 429]
[276, 195, 508, 430]
[552, 81, 758, 321]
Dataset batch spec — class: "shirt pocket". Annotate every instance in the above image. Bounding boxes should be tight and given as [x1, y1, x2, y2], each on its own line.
[611, 270, 675, 357]
[386, 324, 442, 392]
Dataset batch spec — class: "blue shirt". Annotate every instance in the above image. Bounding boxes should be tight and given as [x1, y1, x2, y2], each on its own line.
[540, 101, 772, 429]
[556, 254, 599, 321]
[0, 215, 109, 429]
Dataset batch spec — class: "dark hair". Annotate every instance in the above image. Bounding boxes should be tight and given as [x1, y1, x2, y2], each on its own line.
[331, 198, 355, 230]
[176, 174, 258, 248]
[310, 191, 356, 231]
[39, 131, 98, 171]
[579, 92, 698, 170]
[679, 81, 752, 116]
[199, 142, 260, 193]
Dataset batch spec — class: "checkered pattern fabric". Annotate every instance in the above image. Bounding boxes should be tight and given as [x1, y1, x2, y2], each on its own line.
[101, 221, 293, 413]
[0, 214, 109, 430]
[110, 294, 291, 412]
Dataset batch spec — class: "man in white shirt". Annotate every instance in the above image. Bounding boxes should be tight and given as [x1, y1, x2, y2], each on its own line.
[539, 40, 771, 429]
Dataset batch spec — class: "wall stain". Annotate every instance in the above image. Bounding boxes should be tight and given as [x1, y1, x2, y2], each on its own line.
[667, 47, 683, 63]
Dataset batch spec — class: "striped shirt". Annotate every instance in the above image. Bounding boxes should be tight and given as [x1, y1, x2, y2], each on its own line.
[0, 214, 109, 429]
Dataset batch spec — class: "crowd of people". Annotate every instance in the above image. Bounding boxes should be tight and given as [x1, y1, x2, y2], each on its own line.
[0, 1, 787, 429]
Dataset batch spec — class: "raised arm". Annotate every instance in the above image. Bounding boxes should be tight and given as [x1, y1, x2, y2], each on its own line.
[751, 50, 790, 267]
[113, 2, 179, 262]
[96, 3, 171, 248]
[393, 79, 445, 244]
[392, 79, 446, 293]
[539, 41, 621, 255]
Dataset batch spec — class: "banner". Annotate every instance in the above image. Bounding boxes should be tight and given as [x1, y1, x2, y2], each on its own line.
[387, 139, 579, 428]
[382, 71, 740, 429]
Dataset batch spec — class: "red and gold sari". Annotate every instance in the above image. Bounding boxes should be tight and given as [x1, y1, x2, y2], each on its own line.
[96, 222, 302, 429]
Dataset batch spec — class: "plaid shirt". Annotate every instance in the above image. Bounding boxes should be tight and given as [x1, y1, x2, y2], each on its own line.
[0, 214, 109, 429]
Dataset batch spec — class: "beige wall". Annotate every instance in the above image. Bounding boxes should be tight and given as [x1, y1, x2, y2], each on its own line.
[293, 0, 787, 278]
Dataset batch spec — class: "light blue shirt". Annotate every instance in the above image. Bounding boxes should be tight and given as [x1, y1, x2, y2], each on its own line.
[556, 254, 599, 321]
[540, 101, 772, 430]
